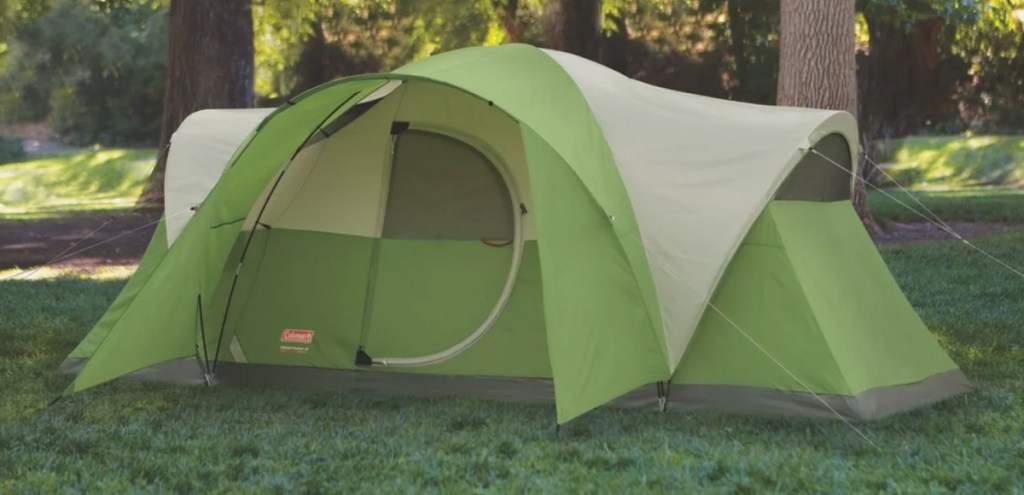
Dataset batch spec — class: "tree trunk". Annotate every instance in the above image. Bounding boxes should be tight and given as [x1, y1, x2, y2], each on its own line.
[727, 0, 748, 99]
[777, 0, 880, 234]
[494, 0, 522, 43]
[545, 0, 601, 60]
[137, 0, 254, 209]
[859, 6, 959, 141]
[598, 12, 628, 74]
[292, 20, 329, 95]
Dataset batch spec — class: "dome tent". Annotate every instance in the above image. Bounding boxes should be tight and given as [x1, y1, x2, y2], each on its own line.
[61, 44, 969, 424]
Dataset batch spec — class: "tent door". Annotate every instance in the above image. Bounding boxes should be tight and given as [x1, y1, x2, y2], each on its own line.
[357, 127, 524, 368]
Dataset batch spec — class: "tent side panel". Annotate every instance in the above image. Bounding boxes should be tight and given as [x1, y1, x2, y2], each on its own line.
[66, 80, 385, 394]
[63, 219, 170, 363]
[214, 229, 549, 377]
[522, 126, 668, 424]
[772, 201, 963, 395]
[540, 48, 860, 374]
[672, 205, 851, 394]
[673, 200, 968, 418]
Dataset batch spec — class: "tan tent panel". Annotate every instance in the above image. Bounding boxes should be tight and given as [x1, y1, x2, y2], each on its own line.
[164, 108, 275, 246]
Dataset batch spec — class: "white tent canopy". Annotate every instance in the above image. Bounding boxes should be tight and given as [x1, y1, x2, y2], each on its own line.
[544, 50, 859, 367]
[164, 108, 275, 246]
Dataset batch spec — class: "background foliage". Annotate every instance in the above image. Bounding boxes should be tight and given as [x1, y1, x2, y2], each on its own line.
[0, 0, 1021, 146]
[0, 0, 165, 145]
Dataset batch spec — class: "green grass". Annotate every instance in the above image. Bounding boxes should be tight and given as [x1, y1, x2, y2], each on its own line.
[1, 139, 1022, 491]
[868, 188, 1024, 225]
[883, 135, 1024, 189]
[0, 148, 155, 219]
[863, 135, 1024, 227]
[2, 230, 1023, 492]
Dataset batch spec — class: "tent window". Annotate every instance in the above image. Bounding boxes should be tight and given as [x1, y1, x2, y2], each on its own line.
[382, 130, 513, 240]
[775, 133, 852, 201]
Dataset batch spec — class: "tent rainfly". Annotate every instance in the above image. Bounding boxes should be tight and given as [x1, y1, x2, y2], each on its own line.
[61, 45, 970, 424]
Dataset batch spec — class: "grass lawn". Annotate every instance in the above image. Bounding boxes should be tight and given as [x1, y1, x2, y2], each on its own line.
[883, 135, 1024, 189]
[1, 197, 1023, 492]
[1, 138, 1023, 491]
[868, 188, 1024, 225]
[0, 148, 156, 220]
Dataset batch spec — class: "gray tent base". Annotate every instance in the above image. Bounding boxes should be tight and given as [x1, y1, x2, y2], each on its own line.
[60, 358, 970, 422]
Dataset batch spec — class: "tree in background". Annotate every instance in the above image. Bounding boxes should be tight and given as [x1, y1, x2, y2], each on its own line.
[545, 0, 601, 59]
[778, 0, 857, 111]
[0, 0, 1021, 203]
[0, 0, 165, 144]
[137, 0, 254, 207]
[952, 0, 1024, 132]
[857, 0, 968, 144]
[777, 0, 879, 233]
[254, 0, 509, 100]
[723, 0, 780, 104]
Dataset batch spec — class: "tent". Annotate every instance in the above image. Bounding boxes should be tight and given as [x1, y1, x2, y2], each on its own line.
[61, 44, 970, 424]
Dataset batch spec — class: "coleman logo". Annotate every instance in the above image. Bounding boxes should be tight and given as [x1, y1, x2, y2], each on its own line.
[280, 329, 314, 344]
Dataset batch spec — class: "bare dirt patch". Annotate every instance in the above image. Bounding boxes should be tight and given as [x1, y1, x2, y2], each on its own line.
[0, 210, 159, 272]
[872, 221, 1023, 244]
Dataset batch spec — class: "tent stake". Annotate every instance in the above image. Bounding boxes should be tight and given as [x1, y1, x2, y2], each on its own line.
[657, 381, 670, 413]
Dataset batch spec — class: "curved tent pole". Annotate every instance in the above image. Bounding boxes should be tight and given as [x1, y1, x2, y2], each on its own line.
[210, 89, 367, 373]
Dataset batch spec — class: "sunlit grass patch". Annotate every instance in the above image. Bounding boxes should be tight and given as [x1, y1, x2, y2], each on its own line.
[882, 135, 1024, 189]
[0, 265, 136, 282]
[868, 188, 1024, 225]
[0, 148, 155, 217]
[0, 232, 1022, 492]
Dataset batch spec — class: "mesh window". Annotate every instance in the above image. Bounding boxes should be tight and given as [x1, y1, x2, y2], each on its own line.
[382, 130, 514, 240]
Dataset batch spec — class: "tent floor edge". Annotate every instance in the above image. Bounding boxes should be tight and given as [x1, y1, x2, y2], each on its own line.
[58, 358, 86, 375]
[657, 369, 971, 421]
[85, 358, 968, 421]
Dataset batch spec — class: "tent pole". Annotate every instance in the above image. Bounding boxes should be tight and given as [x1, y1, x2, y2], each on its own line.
[209, 166, 287, 374]
[354, 132, 400, 364]
[195, 294, 212, 385]
[210, 90, 366, 374]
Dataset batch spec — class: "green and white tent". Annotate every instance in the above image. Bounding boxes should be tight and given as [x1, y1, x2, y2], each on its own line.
[62, 44, 969, 424]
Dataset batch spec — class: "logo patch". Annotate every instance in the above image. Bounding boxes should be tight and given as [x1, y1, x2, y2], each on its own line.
[279, 329, 314, 354]
[280, 329, 314, 344]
